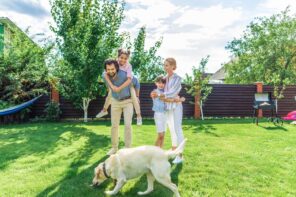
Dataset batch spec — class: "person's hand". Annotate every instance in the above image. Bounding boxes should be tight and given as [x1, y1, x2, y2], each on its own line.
[112, 86, 121, 93]
[151, 91, 158, 98]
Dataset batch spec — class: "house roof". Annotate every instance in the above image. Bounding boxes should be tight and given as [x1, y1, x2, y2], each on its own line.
[0, 17, 38, 46]
[210, 66, 226, 81]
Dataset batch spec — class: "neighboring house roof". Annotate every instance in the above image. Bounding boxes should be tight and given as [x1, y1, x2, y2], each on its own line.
[0, 17, 38, 47]
[203, 73, 213, 78]
[210, 66, 226, 81]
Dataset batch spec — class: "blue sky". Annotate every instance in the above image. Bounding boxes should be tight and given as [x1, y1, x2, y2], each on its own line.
[0, 0, 296, 76]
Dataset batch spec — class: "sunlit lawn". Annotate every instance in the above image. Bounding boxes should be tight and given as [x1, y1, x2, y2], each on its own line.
[0, 119, 296, 197]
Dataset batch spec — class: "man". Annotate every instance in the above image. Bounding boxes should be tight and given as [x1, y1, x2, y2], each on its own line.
[103, 59, 140, 155]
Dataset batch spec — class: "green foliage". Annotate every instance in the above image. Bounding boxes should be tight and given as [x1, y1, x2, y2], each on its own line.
[129, 26, 165, 82]
[0, 24, 4, 54]
[44, 101, 62, 121]
[184, 56, 212, 105]
[0, 28, 49, 105]
[0, 100, 12, 110]
[50, 0, 125, 110]
[225, 8, 296, 99]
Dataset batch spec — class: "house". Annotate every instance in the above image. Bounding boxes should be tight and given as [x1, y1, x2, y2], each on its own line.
[209, 66, 226, 84]
[0, 17, 37, 54]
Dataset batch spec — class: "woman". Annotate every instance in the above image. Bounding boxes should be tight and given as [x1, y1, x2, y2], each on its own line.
[151, 57, 185, 164]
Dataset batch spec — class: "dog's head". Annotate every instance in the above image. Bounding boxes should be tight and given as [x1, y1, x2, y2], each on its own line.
[91, 162, 108, 187]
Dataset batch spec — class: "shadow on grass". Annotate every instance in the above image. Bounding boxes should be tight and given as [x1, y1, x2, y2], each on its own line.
[36, 156, 111, 197]
[184, 123, 219, 137]
[33, 125, 111, 196]
[258, 125, 288, 131]
[1, 121, 185, 197]
[0, 122, 110, 169]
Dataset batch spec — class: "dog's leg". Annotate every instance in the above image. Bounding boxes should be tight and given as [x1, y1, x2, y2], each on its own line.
[137, 172, 155, 195]
[105, 179, 126, 196]
[154, 176, 180, 197]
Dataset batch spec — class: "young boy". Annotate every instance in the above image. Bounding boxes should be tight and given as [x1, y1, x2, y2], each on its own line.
[152, 76, 185, 148]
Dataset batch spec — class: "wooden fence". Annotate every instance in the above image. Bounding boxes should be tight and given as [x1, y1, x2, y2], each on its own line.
[28, 84, 296, 119]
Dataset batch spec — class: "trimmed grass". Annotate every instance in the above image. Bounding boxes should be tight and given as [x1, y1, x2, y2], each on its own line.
[0, 119, 296, 197]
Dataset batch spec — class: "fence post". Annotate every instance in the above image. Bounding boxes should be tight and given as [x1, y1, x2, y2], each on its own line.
[194, 94, 201, 119]
[255, 82, 263, 118]
[50, 79, 59, 103]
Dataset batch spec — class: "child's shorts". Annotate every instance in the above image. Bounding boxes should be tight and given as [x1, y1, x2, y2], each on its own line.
[154, 112, 166, 133]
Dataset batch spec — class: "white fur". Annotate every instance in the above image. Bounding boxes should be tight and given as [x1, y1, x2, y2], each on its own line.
[92, 139, 187, 197]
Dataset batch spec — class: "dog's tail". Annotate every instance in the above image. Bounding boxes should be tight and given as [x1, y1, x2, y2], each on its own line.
[166, 139, 187, 159]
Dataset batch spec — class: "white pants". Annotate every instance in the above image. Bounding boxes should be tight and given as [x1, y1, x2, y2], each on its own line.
[166, 103, 184, 147]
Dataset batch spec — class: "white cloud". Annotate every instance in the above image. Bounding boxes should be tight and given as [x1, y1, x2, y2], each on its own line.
[259, 0, 296, 13]
[2, 0, 295, 76]
[0, 1, 53, 40]
[122, 2, 245, 75]
[174, 5, 242, 32]
[123, 0, 179, 30]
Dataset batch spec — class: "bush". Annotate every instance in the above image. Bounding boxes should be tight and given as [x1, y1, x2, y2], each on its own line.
[44, 101, 61, 121]
[0, 100, 12, 110]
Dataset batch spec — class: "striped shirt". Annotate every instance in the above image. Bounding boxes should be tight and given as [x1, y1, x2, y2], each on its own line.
[164, 73, 182, 110]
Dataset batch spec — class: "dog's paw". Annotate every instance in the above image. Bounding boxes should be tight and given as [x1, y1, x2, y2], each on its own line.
[105, 191, 115, 195]
[137, 190, 153, 195]
[137, 191, 145, 195]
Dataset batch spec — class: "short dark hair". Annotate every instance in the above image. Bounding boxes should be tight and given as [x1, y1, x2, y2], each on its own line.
[155, 76, 166, 84]
[104, 59, 119, 72]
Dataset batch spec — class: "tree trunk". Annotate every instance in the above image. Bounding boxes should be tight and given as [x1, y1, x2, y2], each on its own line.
[82, 98, 91, 122]
[200, 100, 204, 120]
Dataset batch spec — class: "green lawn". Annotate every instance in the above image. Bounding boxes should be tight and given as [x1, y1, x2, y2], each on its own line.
[0, 119, 296, 197]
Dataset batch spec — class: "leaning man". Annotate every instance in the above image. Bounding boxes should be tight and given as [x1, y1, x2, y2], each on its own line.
[102, 59, 140, 155]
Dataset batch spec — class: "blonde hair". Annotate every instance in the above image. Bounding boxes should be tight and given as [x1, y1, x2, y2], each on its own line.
[165, 58, 177, 70]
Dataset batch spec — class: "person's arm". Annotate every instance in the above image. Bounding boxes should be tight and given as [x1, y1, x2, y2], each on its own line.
[151, 91, 158, 98]
[116, 77, 132, 92]
[161, 76, 182, 98]
[160, 96, 186, 103]
[114, 65, 133, 91]
[103, 72, 115, 90]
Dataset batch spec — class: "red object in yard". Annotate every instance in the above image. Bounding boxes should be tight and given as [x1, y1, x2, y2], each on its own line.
[283, 111, 296, 120]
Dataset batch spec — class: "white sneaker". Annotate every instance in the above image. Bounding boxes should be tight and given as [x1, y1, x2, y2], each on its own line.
[96, 110, 108, 118]
[107, 148, 117, 156]
[137, 117, 142, 125]
[172, 155, 184, 164]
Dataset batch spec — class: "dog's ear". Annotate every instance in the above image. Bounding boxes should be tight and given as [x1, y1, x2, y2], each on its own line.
[95, 166, 102, 178]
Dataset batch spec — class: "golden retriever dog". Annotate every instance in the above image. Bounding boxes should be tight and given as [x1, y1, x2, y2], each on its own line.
[92, 139, 186, 197]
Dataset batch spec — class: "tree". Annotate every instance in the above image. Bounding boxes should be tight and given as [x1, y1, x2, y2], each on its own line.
[225, 8, 296, 99]
[129, 26, 165, 82]
[184, 56, 212, 120]
[50, 0, 125, 122]
[0, 28, 49, 106]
